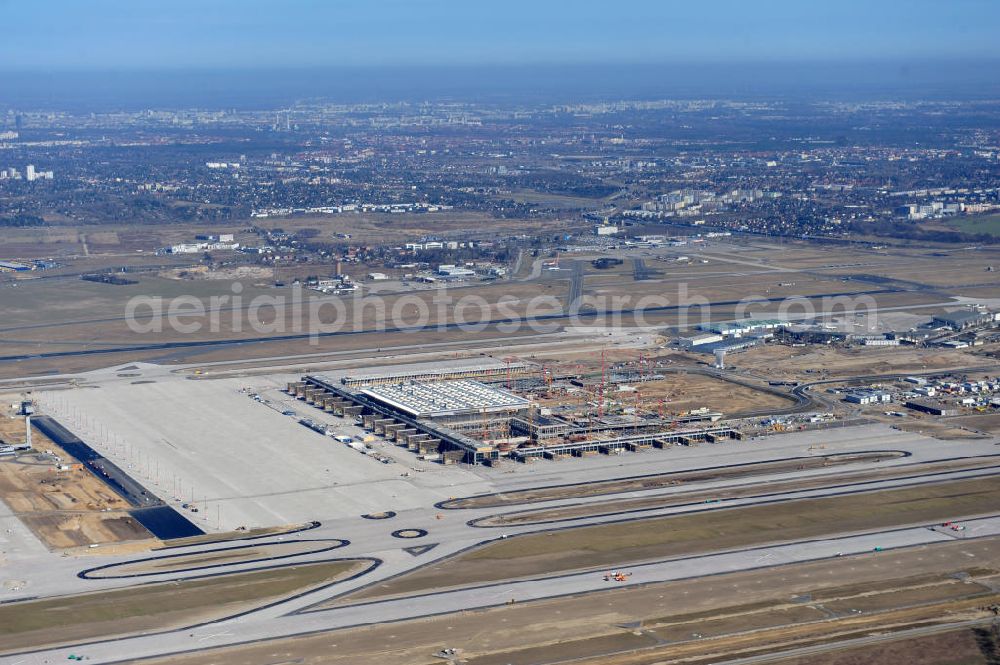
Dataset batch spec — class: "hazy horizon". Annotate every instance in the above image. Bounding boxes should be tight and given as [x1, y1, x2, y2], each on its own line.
[2, 59, 999, 111]
[2, 0, 998, 109]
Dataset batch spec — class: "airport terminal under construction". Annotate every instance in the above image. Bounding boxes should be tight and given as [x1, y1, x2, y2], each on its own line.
[290, 358, 742, 465]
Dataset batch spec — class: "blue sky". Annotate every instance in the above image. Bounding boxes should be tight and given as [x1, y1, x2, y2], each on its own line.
[2, 0, 998, 70]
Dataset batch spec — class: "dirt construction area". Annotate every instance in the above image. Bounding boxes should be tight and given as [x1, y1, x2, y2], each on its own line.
[0, 415, 149, 549]
[734, 344, 993, 383]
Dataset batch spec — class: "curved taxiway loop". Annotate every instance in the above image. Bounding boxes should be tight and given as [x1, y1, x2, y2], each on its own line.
[456, 465, 1000, 536]
[436, 450, 913, 510]
[79, 539, 349, 580]
[467, 460, 1000, 528]
[0, 557, 384, 662]
[151, 520, 322, 551]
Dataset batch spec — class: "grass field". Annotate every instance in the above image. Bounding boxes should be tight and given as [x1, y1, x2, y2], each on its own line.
[0, 559, 367, 652]
[952, 213, 1000, 238]
[345, 476, 1000, 601]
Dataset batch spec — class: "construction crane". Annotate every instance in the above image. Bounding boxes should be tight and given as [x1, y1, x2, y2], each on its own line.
[480, 411, 491, 441]
[634, 390, 642, 434]
[503, 356, 519, 391]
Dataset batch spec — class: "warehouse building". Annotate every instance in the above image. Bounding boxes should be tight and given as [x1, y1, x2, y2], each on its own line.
[844, 389, 892, 405]
[679, 333, 723, 348]
[904, 400, 958, 416]
[0, 260, 32, 272]
[932, 310, 994, 330]
[698, 319, 784, 337]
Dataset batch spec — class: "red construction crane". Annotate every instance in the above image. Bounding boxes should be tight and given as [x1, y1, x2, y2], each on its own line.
[634, 390, 641, 434]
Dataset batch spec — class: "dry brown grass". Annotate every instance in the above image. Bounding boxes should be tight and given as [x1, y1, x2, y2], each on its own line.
[0, 559, 368, 653]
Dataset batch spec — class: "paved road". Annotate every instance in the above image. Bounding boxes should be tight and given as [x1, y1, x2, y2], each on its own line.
[567, 259, 585, 306]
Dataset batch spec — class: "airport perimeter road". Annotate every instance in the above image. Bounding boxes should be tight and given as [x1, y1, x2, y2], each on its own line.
[6, 516, 1000, 665]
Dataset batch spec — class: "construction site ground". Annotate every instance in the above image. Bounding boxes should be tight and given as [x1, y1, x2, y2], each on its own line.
[729, 344, 996, 383]
[129, 537, 1000, 665]
[893, 419, 992, 441]
[0, 415, 150, 549]
[951, 413, 1000, 435]
[532, 371, 794, 417]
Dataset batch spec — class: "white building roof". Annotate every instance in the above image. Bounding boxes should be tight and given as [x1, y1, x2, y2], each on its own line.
[361, 379, 530, 418]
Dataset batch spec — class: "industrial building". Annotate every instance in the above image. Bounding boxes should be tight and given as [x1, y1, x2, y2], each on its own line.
[904, 400, 958, 416]
[437, 264, 477, 278]
[679, 333, 723, 348]
[844, 389, 893, 405]
[0, 260, 32, 272]
[932, 310, 995, 330]
[698, 319, 784, 337]
[695, 336, 765, 356]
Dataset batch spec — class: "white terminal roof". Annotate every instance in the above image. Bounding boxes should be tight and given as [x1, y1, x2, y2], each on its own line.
[361, 380, 530, 418]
